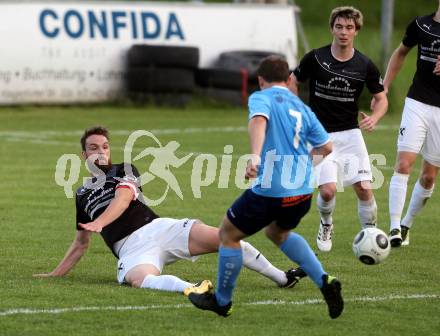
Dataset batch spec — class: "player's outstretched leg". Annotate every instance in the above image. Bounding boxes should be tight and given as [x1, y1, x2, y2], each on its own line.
[241, 241, 305, 288]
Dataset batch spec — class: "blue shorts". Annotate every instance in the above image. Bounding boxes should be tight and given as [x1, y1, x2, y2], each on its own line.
[226, 189, 312, 235]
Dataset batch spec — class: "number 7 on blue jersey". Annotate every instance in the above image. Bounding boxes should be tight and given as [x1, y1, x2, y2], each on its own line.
[289, 109, 302, 149]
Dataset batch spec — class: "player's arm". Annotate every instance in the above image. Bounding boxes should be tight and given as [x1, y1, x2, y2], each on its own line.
[79, 187, 135, 233]
[246, 116, 267, 179]
[33, 230, 92, 277]
[310, 141, 333, 166]
[360, 91, 388, 132]
[383, 43, 412, 92]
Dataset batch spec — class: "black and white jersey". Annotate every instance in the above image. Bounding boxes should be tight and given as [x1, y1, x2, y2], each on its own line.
[75, 163, 159, 256]
[403, 14, 440, 107]
[293, 45, 384, 132]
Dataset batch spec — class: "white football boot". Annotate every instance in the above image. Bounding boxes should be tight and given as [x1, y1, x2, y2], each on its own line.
[317, 221, 333, 252]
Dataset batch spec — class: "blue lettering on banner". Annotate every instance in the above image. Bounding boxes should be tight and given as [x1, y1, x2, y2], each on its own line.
[40, 9, 59, 38]
[166, 13, 184, 40]
[130, 12, 138, 39]
[111, 11, 126, 39]
[64, 10, 84, 39]
[39, 8, 185, 40]
[141, 12, 160, 39]
[89, 11, 108, 38]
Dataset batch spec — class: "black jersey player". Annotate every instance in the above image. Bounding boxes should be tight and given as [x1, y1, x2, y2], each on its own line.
[386, 1, 440, 247]
[34, 126, 305, 294]
[290, 6, 388, 252]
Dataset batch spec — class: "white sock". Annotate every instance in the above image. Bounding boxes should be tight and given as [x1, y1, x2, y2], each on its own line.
[241, 241, 286, 286]
[401, 180, 434, 229]
[140, 274, 192, 293]
[317, 193, 335, 225]
[358, 197, 377, 228]
[389, 173, 409, 231]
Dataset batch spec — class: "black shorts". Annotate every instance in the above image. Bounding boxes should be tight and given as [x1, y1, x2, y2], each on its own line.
[226, 189, 312, 235]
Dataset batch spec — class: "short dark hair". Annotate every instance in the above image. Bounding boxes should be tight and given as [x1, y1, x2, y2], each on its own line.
[80, 126, 109, 151]
[257, 55, 290, 83]
[329, 6, 363, 31]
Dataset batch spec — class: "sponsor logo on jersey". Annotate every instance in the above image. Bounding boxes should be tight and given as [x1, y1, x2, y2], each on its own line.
[342, 69, 360, 75]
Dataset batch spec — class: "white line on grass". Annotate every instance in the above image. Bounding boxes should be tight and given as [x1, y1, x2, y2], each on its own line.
[0, 124, 399, 140]
[0, 126, 248, 139]
[1, 293, 438, 317]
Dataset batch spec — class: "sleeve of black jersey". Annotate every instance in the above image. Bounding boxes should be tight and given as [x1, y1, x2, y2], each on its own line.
[76, 196, 91, 230]
[365, 60, 385, 94]
[402, 18, 418, 48]
[293, 50, 315, 82]
[119, 163, 142, 195]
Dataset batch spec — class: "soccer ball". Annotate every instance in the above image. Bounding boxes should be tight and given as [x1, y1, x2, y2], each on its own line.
[352, 227, 390, 265]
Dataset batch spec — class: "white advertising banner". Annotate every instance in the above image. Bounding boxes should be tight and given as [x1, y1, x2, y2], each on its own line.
[0, 1, 297, 104]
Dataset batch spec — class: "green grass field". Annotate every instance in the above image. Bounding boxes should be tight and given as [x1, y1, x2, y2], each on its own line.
[0, 104, 439, 335]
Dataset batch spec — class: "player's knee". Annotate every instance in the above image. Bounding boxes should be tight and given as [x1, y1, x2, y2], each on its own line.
[319, 187, 335, 201]
[354, 182, 373, 199]
[265, 225, 287, 246]
[129, 277, 145, 288]
[192, 218, 204, 225]
[420, 174, 436, 189]
[395, 159, 413, 174]
[264, 226, 276, 241]
[219, 224, 235, 245]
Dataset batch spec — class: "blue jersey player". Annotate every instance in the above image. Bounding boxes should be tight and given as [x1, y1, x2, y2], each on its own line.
[188, 56, 344, 319]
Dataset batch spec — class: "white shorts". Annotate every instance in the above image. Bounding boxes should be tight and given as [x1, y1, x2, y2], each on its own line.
[397, 97, 440, 167]
[314, 128, 372, 187]
[115, 217, 198, 284]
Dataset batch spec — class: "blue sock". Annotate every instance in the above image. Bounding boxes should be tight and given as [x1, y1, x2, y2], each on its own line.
[280, 232, 326, 288]
[215, 246, 243, 306]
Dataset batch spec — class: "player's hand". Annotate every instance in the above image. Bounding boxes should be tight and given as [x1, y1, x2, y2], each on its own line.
[245, 157, 260, 180]
[245, 163, 258, 179]
[79, 221, 103, 233]
[359, 112, 378, 132]
[433, 55, 440, 76]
